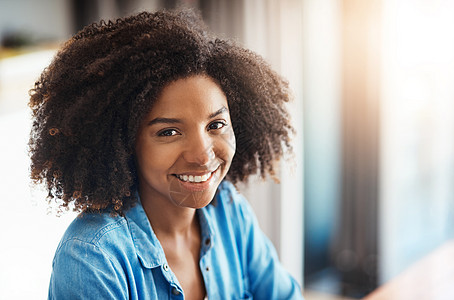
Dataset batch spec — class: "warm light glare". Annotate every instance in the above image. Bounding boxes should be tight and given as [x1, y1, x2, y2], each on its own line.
[380, 0, 454, 283]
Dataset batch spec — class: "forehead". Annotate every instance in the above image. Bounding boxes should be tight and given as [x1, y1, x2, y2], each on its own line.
[147, 75, 229, 119]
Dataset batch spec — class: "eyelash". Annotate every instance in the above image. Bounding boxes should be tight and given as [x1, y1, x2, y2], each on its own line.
[208, 121, 227, 131]
[157, 129, 179, 137]
[156, 121, 227, 137]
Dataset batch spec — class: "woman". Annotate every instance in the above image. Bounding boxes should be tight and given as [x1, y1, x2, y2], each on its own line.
[29, 9, 302, 300]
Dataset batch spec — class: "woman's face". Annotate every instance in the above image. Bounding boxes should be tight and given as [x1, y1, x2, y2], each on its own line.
[135, 75, 236, 209]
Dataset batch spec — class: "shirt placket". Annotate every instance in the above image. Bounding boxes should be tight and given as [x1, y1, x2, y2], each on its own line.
[198, 208, 215, 300]
[160, 262, 184, 299]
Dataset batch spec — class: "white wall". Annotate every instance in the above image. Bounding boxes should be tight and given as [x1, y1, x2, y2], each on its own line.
[301, 0, 342, 276]
[0, 0, 73, 43]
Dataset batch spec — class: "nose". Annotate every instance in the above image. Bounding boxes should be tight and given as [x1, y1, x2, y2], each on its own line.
[183, 131, 215, 166]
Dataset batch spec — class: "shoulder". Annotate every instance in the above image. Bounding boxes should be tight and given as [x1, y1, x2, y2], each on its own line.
[216, 181, 243, 207]
[57, 211, 129, 250]
[49, 212, 132, 298]
[217, 180, 243, 202]
[52, 210, 135, 276]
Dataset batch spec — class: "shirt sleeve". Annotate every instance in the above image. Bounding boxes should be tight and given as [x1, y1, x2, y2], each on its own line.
[231, 187, 303, 300]
[48, 238, 128, 299]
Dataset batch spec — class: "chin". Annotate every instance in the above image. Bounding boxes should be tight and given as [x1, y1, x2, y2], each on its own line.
[169, 190, 217, 209]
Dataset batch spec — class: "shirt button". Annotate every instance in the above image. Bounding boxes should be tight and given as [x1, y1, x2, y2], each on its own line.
[171, 287, 181, 295]
[205, 266, 210, 272]
[163, 263, 169, 272]
[205, 238, 211, 246]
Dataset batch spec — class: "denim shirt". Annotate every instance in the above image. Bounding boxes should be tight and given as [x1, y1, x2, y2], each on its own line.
[48, 181, 302, 299]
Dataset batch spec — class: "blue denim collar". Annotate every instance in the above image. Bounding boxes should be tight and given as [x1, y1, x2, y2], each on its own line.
[124, 193, 217, 268]
[124, 200, 167, 268]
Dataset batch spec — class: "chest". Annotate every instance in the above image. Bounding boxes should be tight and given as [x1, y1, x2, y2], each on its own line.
[161, 237, 206, 299]
[167, 255, 206, 300]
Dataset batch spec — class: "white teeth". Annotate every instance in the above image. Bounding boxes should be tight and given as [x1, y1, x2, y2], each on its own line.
[177, 172, 212, 183]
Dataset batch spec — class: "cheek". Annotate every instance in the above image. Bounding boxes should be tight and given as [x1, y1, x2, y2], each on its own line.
[220, 128, 236, 163]
[136, 141, 176, 177]
[135, 148, 156, 180]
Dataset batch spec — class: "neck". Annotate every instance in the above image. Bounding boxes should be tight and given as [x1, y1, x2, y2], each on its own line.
[139, 190, 198, 239]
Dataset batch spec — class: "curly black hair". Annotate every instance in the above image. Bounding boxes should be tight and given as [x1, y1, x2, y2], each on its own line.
[29, 9, 293, 214]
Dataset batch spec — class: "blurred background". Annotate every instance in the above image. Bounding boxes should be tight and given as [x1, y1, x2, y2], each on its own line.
[1, 0, 454, 299]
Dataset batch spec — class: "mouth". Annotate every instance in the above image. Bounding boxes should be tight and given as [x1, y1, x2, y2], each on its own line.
[171, 166, 220, 191]
[175, 171, 214, 183]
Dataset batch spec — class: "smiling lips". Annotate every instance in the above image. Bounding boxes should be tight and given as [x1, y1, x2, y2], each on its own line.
[173, 167, 219, 191]
[177, 172, 213, 183]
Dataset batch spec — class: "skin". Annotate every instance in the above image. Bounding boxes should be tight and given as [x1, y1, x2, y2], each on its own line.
[135, 75, 236, 299]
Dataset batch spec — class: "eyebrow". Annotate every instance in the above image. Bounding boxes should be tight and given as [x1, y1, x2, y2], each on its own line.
[147, 106, 228, 126]
[209, 106, 228, 119]
[147, 117, 182, 126]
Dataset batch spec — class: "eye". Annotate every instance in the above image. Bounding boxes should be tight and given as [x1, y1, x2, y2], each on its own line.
[157, 129, 180, 137]
[208, 121, 227, 131]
